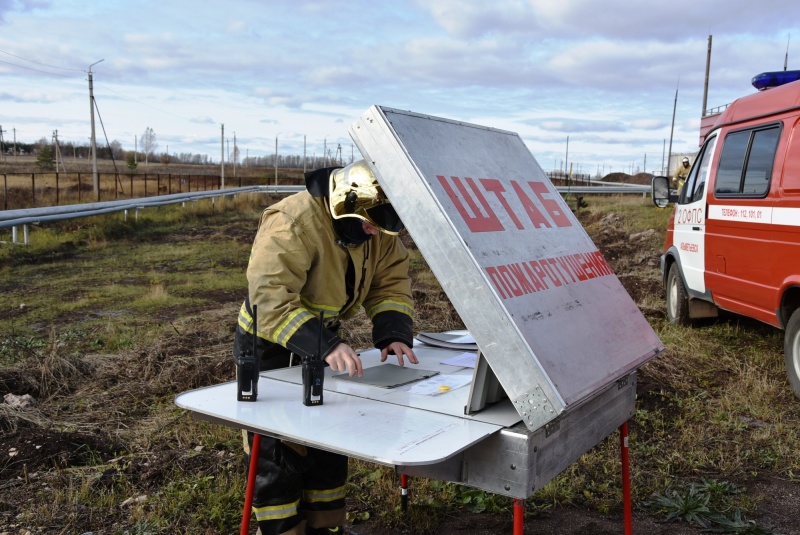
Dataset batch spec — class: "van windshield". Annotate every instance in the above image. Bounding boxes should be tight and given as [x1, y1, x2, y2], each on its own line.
[681, 135, 717, 204]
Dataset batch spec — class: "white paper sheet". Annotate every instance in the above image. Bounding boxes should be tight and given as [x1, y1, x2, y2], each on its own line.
[440, 352, 478, 368]
[408, 374, 473, 396]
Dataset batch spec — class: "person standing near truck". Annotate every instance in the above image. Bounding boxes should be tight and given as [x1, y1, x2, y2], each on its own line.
[233, 159, 417, 535]
[672, 156, 692, 193]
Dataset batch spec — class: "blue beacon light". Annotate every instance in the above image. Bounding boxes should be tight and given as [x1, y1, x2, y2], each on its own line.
[751, 70, 800, 91]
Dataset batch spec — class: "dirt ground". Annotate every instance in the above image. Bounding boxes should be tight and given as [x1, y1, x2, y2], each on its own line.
[2, 201, 799, 534]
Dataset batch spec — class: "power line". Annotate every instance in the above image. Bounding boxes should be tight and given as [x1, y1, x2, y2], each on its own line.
[0, 57, 78, 78]
[0, 48, 84, 72]
[95, 82, 197, 124]
[2, 50, 211, 147]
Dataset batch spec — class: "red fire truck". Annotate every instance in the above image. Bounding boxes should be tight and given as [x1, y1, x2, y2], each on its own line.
[651, 70, 800, 398]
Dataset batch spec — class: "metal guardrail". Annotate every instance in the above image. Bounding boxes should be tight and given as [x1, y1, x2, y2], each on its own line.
[0, 183, 649, 243]
[0, 186, 300, 228]
[557, 185, 649, 194]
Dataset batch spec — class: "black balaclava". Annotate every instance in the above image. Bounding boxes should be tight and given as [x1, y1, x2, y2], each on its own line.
[332, 217, 372, 247]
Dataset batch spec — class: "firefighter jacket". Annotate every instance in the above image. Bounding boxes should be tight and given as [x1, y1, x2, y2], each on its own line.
[673, 162, 691, 184]
[236, 190, 414, 364]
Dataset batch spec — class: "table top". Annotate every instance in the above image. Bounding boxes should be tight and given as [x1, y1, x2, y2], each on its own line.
[175, 343, 520, 466]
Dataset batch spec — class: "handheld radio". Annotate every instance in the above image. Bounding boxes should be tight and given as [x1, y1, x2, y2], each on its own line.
[302, 311, 325, 406]
[236, 304, 259, 402]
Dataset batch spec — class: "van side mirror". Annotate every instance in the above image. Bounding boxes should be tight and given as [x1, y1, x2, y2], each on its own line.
[651, 176, 677, 208]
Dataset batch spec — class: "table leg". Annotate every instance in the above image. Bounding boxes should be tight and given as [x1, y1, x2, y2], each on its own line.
[241, 433, 262, 535]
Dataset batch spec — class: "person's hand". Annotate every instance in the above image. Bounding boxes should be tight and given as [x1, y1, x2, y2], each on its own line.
[381, 341, 418, 367]
[324, 343, 363, 377]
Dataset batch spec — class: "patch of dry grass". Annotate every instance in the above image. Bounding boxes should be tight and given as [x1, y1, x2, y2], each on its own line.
[1, 194, 799, 534]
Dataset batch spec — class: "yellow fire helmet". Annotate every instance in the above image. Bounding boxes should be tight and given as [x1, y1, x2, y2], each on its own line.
[328, 160, 404, 234]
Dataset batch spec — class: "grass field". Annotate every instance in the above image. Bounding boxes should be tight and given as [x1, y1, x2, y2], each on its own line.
[0, 193, 798, 534]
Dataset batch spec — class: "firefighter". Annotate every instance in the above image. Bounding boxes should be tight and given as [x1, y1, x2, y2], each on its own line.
[673, 156, 692, 193]
[233, 159, 417, 535]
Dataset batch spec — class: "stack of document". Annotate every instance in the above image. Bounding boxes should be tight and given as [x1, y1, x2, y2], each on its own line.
[415, 330, 478, 351]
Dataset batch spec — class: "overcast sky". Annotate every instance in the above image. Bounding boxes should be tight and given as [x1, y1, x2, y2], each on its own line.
[0, 0, 795, 175]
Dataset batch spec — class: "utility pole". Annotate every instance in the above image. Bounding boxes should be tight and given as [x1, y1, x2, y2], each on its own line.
[274, 135, 278, 185]
[135, 135, 138, 163]
[784, 35, 791, 71]
[0, 125, 6, 162]
[88, 59, 104, 198]
[233, 132, 237, 177]
[702, 35, 712, 118]
[303, 135, 307, 174]
[52, 130, 59, 172]
[667, 82, 678, 177]
[13, 127, 17, 159]
[220, 124, 225, 189]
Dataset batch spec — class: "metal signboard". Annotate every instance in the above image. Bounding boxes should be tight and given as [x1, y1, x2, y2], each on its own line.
[350, 106, 664, 431]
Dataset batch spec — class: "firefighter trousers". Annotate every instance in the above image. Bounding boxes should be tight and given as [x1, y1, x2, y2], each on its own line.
[243, 430, 348, 535]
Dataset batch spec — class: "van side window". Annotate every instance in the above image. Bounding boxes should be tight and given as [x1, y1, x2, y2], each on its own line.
[715, 124, 781, 198]
[715, 131, 749, 194]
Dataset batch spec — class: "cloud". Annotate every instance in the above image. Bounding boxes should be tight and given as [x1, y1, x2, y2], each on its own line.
[0, 0, 49, 23]
[306, 65, 372, 88]
[631, 119, 666, 130]
[419, 0, 794, 41]
[531, 118, 627, 133]
[226, 20, 247, 33]
[252, 87, 308, 109]
[1, 0, 794, 172]
[0, 90, 60, 103]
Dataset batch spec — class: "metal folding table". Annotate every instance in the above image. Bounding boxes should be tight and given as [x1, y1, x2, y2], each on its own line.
[176, 106, 665, 534]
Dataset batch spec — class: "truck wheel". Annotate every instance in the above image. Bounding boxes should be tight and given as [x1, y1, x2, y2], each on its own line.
[666, 264, 690, 325]
[785, 308, 800, 399]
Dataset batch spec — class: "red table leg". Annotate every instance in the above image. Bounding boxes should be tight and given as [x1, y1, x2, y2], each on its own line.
[400, 473, 409, 512]
[513, 498, 524, 535]
[620, 422, 632, 535]
[241, 433, 262, 535]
